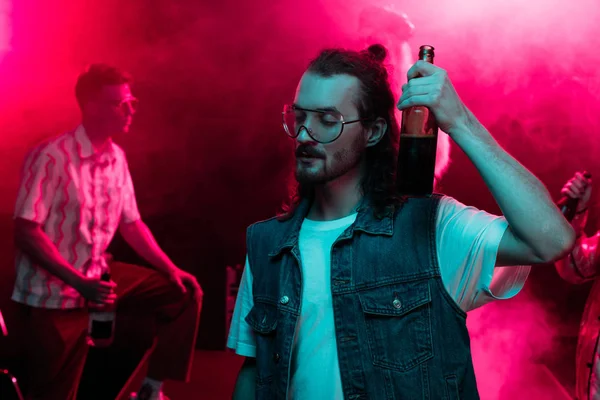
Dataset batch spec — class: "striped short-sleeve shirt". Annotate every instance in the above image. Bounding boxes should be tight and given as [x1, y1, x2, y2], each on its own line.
[12, 125, 141, 309]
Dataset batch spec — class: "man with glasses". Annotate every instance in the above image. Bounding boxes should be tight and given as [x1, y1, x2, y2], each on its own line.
[227, 44, 574, 399]
[11, 64, 202, 400]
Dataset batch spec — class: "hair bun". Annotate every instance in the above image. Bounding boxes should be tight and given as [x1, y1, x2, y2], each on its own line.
[366, 44, 387, 63]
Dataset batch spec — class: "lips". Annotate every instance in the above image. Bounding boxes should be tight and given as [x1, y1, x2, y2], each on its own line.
[296, 148, 322, 158]
[297, 151, 321, 161]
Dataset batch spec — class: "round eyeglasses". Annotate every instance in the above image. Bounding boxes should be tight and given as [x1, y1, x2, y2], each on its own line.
[282, 104, 367, 144]
[102, 97, 139, 114]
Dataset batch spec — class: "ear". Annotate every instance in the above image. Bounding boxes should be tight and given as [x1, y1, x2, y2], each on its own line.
[366, 117, 387, 147]
[80, 100, 96, 116]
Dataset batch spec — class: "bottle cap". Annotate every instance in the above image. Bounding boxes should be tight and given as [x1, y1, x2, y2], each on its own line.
[418, 45, 435, 62]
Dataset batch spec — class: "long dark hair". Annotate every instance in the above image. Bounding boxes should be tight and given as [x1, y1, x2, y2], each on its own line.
[280, 44, 403, 219]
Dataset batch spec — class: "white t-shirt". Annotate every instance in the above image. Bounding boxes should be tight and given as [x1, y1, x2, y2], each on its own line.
[227, 196, 531, 399]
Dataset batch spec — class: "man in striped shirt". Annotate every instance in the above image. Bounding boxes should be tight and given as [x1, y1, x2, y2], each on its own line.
[12, 64, 202, 400]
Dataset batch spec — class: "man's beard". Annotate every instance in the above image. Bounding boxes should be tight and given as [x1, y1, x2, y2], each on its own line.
[295, 145, 364, 186]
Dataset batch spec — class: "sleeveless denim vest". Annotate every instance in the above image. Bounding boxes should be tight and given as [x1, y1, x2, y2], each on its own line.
[245, 195, 480, 399]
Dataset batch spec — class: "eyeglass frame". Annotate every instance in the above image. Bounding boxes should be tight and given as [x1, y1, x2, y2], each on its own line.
[99, 96, 139, 114]
[282, 104, 371, 144]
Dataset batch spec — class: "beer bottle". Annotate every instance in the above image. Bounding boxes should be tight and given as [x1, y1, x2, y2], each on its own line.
[88, 271, 116, 347]
[397, 45, 438, 196]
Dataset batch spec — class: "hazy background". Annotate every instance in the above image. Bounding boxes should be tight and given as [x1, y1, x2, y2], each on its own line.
[1, 0, 599, 398]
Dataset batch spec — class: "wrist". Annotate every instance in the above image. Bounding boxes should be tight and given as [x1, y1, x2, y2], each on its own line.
[446, 105, 475, 136]
[156, 262, 178, 276]
[66, 269, 86, 290]
[572, 209, 589, 238]
[447, 110, 493, 148]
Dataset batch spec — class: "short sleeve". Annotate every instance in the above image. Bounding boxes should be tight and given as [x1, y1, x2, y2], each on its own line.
[226, 256, 257, 357]
[436, 196, 531, 312]
[120, 159, 141, 224]
[14, 148, 58, 224]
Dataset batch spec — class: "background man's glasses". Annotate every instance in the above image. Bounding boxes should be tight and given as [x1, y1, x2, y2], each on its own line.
[102, 97, 139, 114]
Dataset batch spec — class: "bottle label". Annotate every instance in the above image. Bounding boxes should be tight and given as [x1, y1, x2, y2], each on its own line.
[90, 311, 115, 322]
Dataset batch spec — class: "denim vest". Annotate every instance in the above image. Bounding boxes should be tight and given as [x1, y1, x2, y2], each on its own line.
[245, 195, 479, 399]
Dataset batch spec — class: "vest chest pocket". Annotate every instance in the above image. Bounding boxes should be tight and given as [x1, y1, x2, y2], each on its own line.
[358, 280, 433, 372]
[245, 301, 278, 387]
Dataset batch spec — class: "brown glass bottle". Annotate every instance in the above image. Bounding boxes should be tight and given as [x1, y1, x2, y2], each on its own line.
[88, 271, 116, 347]
[397, 45, 438, 197]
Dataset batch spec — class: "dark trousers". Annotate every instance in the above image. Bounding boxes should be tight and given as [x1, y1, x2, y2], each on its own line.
[17, 262, 202, 400]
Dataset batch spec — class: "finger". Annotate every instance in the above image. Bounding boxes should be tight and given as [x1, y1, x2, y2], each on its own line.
[405, 75, 438, 88]
[98, 290, 116, 300]
[565, 187, 580, 199]
[99, 281, 117, 289]
[579, 174, 593, 187]
[99, 293, 117, 305]
[174, 278, 187, 294]
[561, 186, 575, 198]
[407, 60, 440, 81]
[191, 281, 202, 294]
[97, 285, 113, 294]
[400, 83, 438, 99]
[571, 180, 585, 192]
[397, 94, 431, 110]
[102, 297, 116, 305]
[575, 173, 593, 188]
[195, 288, 204, 303]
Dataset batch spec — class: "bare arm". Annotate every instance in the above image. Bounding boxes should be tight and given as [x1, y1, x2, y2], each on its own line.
[232, 357, 256, 400]
[14, 218, 85, 288]
[118, 219, 178, 275]
[453, 113, 575, 265]
[398, 61, 575, 265]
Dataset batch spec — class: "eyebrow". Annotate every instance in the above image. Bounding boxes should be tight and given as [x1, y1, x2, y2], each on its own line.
[293, 103, 341, 113]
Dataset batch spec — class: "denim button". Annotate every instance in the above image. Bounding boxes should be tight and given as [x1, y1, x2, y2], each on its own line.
[273, 353, 280, 363]
[392, 298, 402, 309]
[280, 296, 289, 305]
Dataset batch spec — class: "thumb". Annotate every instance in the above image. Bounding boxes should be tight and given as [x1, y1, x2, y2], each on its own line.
[407, 60, 438, 81]
[175, 276, 187, 293]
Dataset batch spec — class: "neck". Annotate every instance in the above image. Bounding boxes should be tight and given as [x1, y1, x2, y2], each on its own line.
[307, 164, 365, 221]
[82, 120, 112, 151]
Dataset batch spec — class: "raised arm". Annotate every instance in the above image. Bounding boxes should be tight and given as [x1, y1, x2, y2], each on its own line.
[398, 61, 575, 266]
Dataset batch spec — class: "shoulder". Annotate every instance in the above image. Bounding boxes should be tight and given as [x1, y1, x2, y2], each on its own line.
[247, 214, 286, 235]
[436, 195, 502, 219]
[435, 195, 506, 240]
[24, 132, 72, 164]
[394, 193, 444, 218]
[111, 141, 127, 158]
[436, 195, 478, 219]
[110, 142, 128, 163]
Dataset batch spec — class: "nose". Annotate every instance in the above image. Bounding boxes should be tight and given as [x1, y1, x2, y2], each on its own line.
[123, 101, 136, 117]
[297, 124, 320, 145]
[296, 116, 317, 144]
